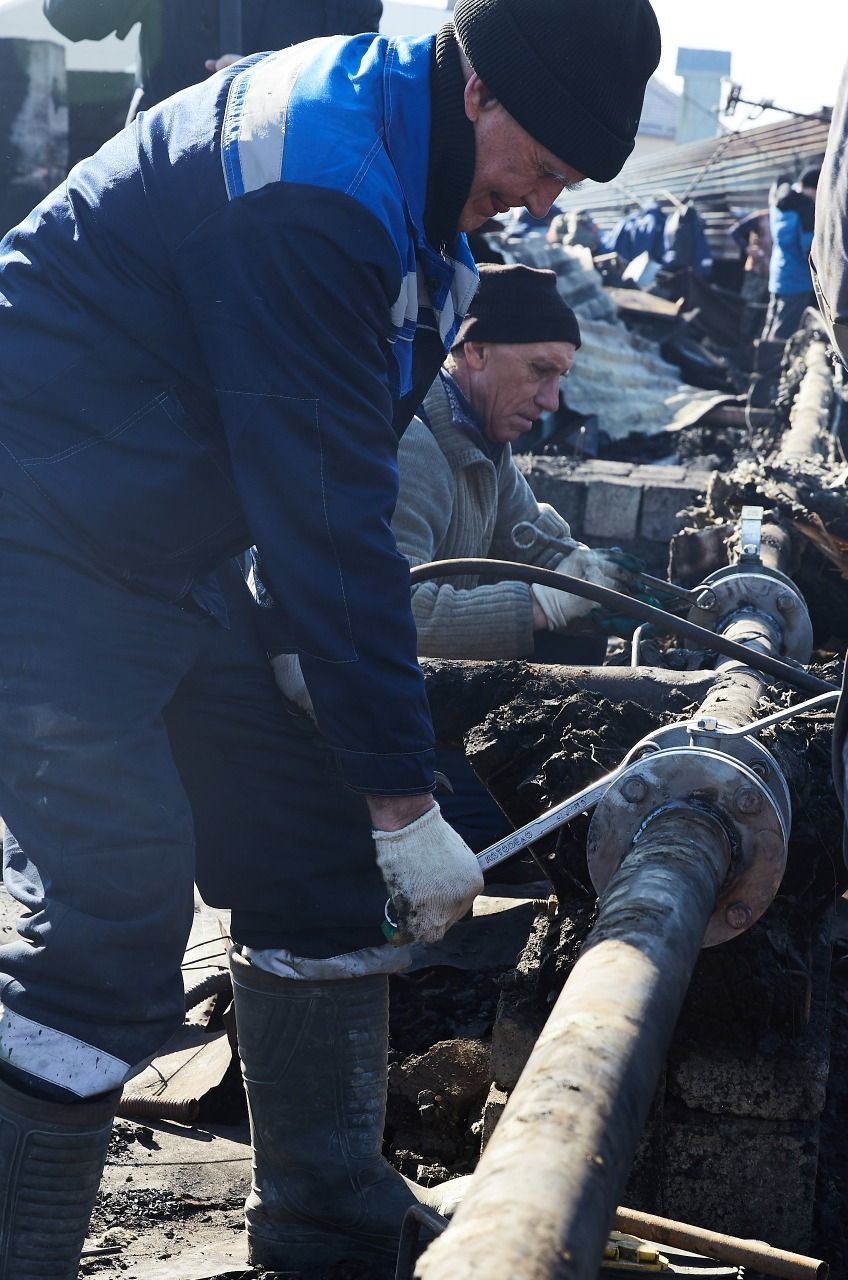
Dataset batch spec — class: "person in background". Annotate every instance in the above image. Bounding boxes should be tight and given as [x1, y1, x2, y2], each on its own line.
[547, 207, 602, 253]
[602, 199, 666, 265]
[44, 0, 382, 120]
[392, 264, 638, 850]
[762, 166, 819, 343]
[731, 206, 772, 342]
[393, 263, 636, 665]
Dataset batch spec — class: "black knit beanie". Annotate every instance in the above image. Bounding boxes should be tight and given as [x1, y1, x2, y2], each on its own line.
[453, 263, 581, 348]
[453, 0, 661, 183]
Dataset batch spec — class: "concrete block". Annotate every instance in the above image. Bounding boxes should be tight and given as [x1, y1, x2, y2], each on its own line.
[668, 1039, 828, 1121]
[630, 464, 687, 484]
[660, 1115, 819, 1252]
[490, 914, 550, 1089]
[480, 1082, 508, 1152]
[584, 477, 643, 541]
[639, 481, 699, 542]
[579, 460, 634, 477]
[491, 983, 544, 1090]
[515, 457, 586, 531]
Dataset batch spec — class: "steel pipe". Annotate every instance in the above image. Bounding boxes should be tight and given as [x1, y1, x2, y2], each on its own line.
[697, 610, 784, 728]
[415, 809, 731, 1280]
[613, 1207, 828, 1280]
[410, 560, 834, 694]
[422, 661, 721, 748]
[773, 339, 834, 466]
[758, 522, 794, 575]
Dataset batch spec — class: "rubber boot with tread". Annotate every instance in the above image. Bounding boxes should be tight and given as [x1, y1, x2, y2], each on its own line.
[230, 949, 420, 1277]
[0, 1073, 119, 1279]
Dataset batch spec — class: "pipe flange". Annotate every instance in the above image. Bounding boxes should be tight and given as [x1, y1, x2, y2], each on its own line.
[628, 721, 792, 834]
[587, 747, 787, 948]
[687, 571, 812, 662]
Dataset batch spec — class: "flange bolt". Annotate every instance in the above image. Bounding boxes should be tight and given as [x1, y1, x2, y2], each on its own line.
[725, 901, 753, 931]
[776, 593, 797, 613]
[733, 785, 763, 817]
[620, 775, 648, 804]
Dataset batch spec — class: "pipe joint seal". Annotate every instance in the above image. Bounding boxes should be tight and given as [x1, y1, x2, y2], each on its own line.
[587, 746, 788, 947]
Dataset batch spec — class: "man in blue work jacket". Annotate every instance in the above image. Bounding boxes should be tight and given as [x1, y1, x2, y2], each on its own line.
[762, 166, 820, 342]
[0, 0, 660, 1274]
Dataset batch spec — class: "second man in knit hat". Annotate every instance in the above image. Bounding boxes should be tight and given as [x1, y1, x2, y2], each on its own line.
[393, 263, 640, 664]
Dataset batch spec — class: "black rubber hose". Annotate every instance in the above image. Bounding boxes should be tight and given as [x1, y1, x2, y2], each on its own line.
[409, 558, 836, 696]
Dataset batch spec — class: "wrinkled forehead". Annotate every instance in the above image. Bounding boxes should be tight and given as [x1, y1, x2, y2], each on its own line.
[493, 339, 577, 372]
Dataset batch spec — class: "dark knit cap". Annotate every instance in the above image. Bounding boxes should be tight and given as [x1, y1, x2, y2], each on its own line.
[454, 263, 581, 348]
[453, 0, 662, 183]
[799, 166, 820, 189]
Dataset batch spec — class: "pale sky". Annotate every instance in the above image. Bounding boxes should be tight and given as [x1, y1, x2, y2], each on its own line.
[390, 0, 846, 129]
[650, 0, 845, 128]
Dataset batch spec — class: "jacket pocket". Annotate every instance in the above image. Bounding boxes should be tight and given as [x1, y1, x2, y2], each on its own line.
[19, 389, 246, 582]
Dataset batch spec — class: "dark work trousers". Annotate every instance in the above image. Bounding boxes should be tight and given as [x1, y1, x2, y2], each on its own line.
[0, 496, 385, 1097]
[762, 290, 812, 342]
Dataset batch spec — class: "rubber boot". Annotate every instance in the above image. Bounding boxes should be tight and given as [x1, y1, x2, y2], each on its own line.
[0, 1073, 119, 1278]
[230, 948, 421, 1277]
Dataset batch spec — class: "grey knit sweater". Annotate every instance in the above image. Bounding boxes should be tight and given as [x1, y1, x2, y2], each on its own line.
[392, 375, 571, 659]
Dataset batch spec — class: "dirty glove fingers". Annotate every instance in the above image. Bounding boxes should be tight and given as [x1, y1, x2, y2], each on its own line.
[593, 561, 639, 594]
[560, 548, 639, 597]
[530, 581, 598, 630]
[373, 807, 484, 947]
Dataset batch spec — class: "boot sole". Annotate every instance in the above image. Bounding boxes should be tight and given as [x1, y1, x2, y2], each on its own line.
[248, 1222, 400, 1276]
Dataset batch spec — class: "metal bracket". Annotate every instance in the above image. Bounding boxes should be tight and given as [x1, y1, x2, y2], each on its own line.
[690, 691, 838, 740]
[738, 504, 764, 565]
[587, 747, 787, 947]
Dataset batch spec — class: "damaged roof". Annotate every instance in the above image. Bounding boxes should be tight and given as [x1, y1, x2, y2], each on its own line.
[554, 114, 831, 261]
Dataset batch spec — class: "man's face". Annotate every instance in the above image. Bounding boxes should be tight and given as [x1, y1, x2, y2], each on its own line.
[463, 340, 577, 444]
[458, 76, 585, 232]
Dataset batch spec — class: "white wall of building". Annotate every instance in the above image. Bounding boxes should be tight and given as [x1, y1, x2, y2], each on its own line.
[382, 1, 450, 36]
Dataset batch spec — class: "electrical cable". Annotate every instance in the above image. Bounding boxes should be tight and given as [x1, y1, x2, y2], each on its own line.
[409, 559, 836, 696]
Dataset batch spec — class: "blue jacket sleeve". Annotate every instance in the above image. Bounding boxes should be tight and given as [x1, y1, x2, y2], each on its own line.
[174, 183, 436, 796]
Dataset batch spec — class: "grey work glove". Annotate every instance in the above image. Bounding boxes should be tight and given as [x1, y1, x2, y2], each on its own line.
[531, 545, 636, 631]
[271, 653, 315, 720]
[373, 806, 484, 946]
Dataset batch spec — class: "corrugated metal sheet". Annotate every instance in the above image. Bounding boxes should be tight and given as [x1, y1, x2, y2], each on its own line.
[551, 115, 830, 260]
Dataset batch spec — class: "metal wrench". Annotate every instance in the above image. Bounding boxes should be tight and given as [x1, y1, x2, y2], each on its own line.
[381, 761, 632, 941]
[510, 521, 698, 609]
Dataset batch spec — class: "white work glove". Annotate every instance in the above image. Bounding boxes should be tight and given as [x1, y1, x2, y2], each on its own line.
[531, 545, 635, 631]
[373, 805, 484, 946]
[271, 653, 316, 720]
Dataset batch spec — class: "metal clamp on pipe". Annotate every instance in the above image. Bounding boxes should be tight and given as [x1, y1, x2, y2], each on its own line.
[587, 743, 788, 947]
[688, 567, 812, 662]
[687, 506, 813, 663]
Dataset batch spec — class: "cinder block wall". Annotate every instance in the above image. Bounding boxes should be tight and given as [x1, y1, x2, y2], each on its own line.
[517, 456, 711, 574]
